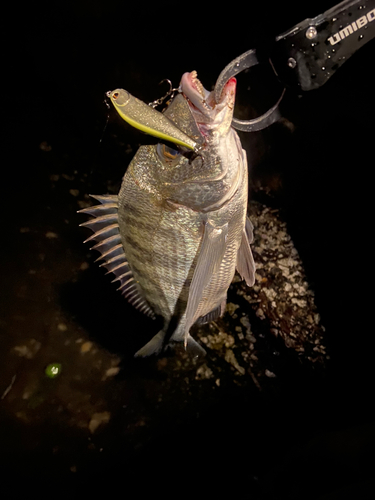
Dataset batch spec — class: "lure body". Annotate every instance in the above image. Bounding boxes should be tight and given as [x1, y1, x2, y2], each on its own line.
[107, 89, 202, 153]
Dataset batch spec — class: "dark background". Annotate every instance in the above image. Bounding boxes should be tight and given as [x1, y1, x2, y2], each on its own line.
[2, 1, 375, 498]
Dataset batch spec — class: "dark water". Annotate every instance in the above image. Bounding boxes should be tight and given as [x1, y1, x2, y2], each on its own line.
[2, 2, 375, 498]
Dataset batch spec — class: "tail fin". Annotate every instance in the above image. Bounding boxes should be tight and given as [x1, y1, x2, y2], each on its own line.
[134, 331, 206, 358]
[186, 335, 206, 358]
[134, 330, 165, 357]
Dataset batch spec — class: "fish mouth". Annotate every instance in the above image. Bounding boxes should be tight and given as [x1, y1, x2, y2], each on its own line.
[180, 71, 236, 119]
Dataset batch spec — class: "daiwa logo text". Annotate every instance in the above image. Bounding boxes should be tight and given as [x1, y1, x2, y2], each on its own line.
[328, 9, 375, 45]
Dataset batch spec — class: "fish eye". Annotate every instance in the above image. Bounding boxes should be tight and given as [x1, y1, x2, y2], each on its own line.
[162, 144, 179, 159]
[157, 143, 181, 162]
[112, 92, 119, 100]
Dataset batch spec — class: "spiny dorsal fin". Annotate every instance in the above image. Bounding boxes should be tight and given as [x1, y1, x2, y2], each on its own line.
[79, 213, 119, 231]
[77, 203, 118, 217]
[78, 194, 156, 319]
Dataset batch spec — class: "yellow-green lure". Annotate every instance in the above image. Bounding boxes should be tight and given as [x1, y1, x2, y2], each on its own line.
[107, 89, 200, 153]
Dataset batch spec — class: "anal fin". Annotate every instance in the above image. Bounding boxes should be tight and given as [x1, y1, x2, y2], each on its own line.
[194, 304, 222, 326]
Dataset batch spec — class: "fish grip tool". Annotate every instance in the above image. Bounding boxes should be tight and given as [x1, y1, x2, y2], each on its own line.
[214, 49, 285, 132]
[215, 0, 375, 132]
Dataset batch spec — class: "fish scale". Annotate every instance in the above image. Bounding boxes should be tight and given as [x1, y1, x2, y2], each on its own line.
[150, 208, 202, 317]
[117, 160, 165, 307]
[188, 167, 248, 326]
[80, 71, 256, 356]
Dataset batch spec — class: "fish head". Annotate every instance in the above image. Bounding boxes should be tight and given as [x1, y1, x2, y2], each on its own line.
[180, 70, 236, 137]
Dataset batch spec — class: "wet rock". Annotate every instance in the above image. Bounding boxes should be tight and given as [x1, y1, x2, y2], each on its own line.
[80, 341, 93, 353]
[45, 231, 59, 239]
[88, 411, 111, 434]
[102, 366, 120, 379]
[13, 339, 42, 359]
[39, 141, 52, 152]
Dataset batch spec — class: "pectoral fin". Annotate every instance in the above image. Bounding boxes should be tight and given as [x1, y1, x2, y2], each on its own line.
[245, 217, 254, 244]
[236, 217, 256, 287]
[184, 220, 228, 347]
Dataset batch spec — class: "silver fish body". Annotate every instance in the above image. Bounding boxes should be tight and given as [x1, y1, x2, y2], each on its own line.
[80, 71, 255, 356]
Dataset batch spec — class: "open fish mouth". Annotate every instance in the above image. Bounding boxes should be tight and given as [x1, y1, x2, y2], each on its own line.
[187, 70, 207, 101]
[180, 70, 236, 118]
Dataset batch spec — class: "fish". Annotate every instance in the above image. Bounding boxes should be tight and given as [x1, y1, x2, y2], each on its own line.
[79, 70, 255, 357]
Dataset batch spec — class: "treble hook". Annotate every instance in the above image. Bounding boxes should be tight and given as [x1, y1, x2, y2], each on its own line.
[149, 79, 179, 108]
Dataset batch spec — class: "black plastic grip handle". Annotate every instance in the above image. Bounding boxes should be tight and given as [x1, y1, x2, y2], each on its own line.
[270, 0, 375, 91]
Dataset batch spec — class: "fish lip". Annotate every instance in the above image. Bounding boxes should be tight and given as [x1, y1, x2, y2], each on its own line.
[180, 71, 214, 117]
[180, 71, 236, 118]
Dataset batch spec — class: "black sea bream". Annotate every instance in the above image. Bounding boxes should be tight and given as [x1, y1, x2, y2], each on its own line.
[80, 71, 255, 356]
